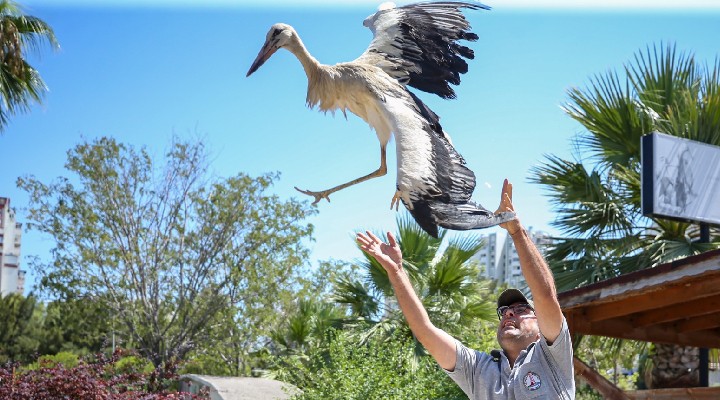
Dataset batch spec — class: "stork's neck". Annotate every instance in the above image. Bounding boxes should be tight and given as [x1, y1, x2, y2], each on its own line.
[287, 36, 322, 81]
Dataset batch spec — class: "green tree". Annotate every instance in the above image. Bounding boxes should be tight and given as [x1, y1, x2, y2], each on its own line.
[333, 215, 497, 364]
[259, 261, 351, 381]
[18, 137, 316, 369]
[271, 298, 345, 357]
[39, 295, 115, 357]
[530, 43, 720, 390]
[0, 293, 42, 363]
[0, 0, 58, 131]
[0, 293, 112, 363]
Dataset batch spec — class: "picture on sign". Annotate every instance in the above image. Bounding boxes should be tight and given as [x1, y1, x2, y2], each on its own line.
[641, 132, 720, 226]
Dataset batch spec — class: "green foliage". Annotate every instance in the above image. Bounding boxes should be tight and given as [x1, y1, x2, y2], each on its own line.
[179, 352, 236, 377]
[112, 355, 155, 375]
[39, 295, 114, 357]
[531, 43, 720, 393]
[182, 252, 345, 377]
[0, 293, 115, 364]
[0, 0, 59, 132]
[280, 331, 465, 400]
[25, 351, 80, 370]
[332, 214, 496, 363]
[574, 336, 643, 396]
[18, 136, 316, 369]
[264, 217, 504, 397]
[530, 43, 720, 290]
[0, 293, 42, 363]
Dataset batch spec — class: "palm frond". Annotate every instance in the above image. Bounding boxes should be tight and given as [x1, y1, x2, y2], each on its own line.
[4, 14, 59, 53]
[563, 71, 650, 167]
[396, 214, 444, 272]
[330, 275, 380, 320]
[531, 155, 611, 206]
[695, 58, 720, 145]
[356, 314, 403, 346]
[0, 1, 57, 131]
[628, 43, 697, 119]
[428, 235, 485, 297]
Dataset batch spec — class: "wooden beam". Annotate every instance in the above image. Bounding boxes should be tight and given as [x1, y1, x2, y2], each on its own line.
[633, 293, 720, 327]
[559, 252, 720, 310]
[675, 313, 720, 333]
[626, 387, 720, 399]
[573, 356, 630, 400]
[582, 278, 720, 322]
[571, 318, 720, 348]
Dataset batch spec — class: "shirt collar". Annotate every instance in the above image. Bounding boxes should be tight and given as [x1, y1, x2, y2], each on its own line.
[500, 341, 538, 371]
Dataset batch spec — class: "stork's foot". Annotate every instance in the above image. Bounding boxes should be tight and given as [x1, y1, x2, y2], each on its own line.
[295, 187, 332, 205]
[390, 190, 402, 211]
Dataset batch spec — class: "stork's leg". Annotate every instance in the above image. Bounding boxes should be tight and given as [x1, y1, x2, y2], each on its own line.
[295, 145, 387, 205]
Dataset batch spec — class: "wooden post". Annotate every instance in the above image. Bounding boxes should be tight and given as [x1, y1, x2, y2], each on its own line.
[574, 356, 631, 400]
[698, 222, 710, 387]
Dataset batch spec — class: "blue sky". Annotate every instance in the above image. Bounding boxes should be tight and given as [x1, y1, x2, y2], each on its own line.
[3, 1, 720, 294]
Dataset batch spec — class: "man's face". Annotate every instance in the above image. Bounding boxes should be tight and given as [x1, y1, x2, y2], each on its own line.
[496, 302, 540, 349]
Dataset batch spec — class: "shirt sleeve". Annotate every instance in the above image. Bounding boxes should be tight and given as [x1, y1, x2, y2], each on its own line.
[443, 339, 486, 397]
[540, 316, 572, 360]
[539, 316, 575, 393]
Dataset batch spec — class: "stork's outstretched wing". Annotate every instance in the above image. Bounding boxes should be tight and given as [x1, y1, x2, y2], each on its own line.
[381, 87, 513, 238]
[356, 1, 489, 99]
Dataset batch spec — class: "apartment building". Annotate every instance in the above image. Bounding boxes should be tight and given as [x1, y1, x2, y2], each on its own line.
[476, 228, 555, 292]
[0, 197, 25, 296]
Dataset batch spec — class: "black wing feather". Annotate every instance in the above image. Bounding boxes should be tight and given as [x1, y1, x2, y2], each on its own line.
[357, 1, 490, 99]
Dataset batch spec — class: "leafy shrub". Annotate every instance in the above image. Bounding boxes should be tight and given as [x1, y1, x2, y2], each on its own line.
[274, 331, 466, 400]
[0, 349, 205, 399]
[25, 351, 80, 371]
[113, 355, 156, 375]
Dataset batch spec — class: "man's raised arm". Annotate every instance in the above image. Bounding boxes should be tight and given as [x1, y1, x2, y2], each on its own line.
[356, 231, 457, 370]
[495, 179, 564, 344]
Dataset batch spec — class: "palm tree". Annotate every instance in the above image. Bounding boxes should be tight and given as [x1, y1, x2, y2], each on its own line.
[530, 43, 720, 389]
[265, 298, 346, 385]
[332, 214, 497, 365]
[0, 0, 58, 132]
[270, 298, 345, 357]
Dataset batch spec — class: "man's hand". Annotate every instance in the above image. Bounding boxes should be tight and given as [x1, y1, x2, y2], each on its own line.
[495, 179, 521, 235]
[356, 231, 402, 273]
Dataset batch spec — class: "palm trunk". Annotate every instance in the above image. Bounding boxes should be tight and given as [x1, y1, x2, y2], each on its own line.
[647, 343, 699, 389]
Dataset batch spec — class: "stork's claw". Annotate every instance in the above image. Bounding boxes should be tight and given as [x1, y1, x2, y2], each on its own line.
[390, 190, 402, 211]
[295, 186, 331, 205]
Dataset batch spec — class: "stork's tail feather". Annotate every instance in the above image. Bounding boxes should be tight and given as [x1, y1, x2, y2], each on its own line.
[408, 199, 516, 238]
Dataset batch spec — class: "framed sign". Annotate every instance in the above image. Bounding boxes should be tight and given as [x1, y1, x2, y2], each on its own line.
[641, 132, 720, 226]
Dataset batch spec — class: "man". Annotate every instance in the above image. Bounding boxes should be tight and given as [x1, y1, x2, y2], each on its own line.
[356, 179, 575, 399]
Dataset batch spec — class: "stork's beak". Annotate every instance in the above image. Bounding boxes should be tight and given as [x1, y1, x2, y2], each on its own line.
[246, 41, 278, 77]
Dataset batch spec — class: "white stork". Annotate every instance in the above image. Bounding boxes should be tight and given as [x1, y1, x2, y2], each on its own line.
[246, 1, 515, 238]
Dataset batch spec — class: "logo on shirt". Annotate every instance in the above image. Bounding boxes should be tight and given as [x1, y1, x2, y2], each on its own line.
[523, 371, 541, 391]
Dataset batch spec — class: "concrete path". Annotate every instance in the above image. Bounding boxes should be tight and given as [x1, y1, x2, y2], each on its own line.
[180, 374, 300, 400]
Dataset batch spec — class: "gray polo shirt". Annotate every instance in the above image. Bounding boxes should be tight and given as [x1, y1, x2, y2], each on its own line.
[444, 317, 575, 399]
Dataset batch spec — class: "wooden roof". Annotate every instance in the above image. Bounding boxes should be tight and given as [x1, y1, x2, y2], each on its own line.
[558, 249, 720, 348]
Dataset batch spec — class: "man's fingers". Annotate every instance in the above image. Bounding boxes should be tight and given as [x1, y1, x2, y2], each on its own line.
[387, 232, 397, 247]
[366, 231, 382, 243]
[356, 235, 376, 255]
[356, 233, 376, 250]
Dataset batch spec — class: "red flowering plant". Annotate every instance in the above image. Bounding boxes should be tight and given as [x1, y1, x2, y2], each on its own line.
[0, 349, 207, 399]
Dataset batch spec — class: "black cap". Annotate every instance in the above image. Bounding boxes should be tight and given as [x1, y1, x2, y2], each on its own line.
[497, 288, 534, 309]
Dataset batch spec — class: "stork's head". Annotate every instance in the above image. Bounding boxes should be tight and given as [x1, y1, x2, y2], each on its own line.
[246, 23, 297, 77]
